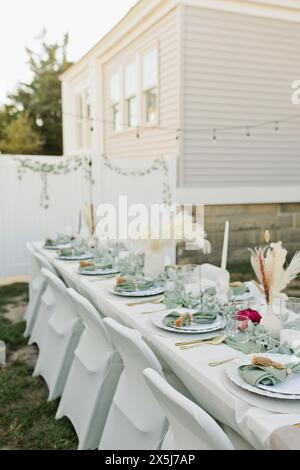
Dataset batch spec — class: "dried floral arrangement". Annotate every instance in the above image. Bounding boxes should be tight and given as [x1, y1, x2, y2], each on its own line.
[249, 231, 300, 305]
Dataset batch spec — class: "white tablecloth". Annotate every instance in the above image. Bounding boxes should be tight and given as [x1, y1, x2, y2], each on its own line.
[34, 242, 300, 450]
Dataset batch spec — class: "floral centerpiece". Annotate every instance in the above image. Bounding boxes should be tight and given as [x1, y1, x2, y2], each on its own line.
[249, 232, 300, 338]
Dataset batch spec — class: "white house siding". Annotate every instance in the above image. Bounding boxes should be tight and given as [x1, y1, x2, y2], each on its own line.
[182, 6, 300, 188]
[102, 8, 179, 160]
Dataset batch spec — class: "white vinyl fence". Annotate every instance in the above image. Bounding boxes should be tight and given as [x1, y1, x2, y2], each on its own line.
[0, 154, 177, 279]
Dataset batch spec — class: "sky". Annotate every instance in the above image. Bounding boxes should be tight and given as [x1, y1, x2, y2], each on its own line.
[0, 0, 138, 104]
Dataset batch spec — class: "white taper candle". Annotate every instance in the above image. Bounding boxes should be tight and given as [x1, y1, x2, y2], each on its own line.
[221, 220, 229, 271]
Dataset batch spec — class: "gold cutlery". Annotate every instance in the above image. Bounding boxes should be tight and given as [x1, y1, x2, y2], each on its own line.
[208, 357, 237, 367]
[179, 334, 227, 350]
[176, 333, 227, 347]
[88, 275, 117, 282]
[140, 307, 166, 315]
[126, 296, 164, 307]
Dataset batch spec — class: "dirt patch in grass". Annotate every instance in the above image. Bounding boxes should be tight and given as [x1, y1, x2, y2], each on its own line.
[0, 283, 78, 450]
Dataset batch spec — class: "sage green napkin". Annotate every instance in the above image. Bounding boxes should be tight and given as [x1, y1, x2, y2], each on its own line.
[80, 261, 113, 271]
[59, 247, 86, 257]
[238, 361, 300, 387]
[163, 310, 217, 328]
[114, 276, 155, 293]
[204, 285, 249, 296]
[45, 234, 70, 247]
[231, 285, 250, 296]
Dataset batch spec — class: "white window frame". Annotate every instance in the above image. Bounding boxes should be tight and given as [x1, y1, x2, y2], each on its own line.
[141, 44, 159, 127]
[75, 87, 93, 150]
[123, 60, 138, 129]
[108, 43, 159, 135]
[110, 68, 122, 133]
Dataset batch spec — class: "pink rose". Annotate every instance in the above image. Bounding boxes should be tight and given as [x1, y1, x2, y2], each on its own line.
[237, 309, 262, 324]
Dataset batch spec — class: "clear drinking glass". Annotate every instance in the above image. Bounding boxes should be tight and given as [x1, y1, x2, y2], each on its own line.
[163, 266, 183, 308]
[181, 265, 202, 309]
[226, 313, 250, 344]
[279, 298, 300, 349]
[115, 252, 144, 276]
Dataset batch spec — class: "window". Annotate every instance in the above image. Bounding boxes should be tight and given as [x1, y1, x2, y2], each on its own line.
[127, 96, 137, 128]
[142, 49, 158, 124]
[124, 62, 137, 128]
[110, 72, 121, 132]
[108, 46, 159, 133]
[85, 88, 93, 148]
[75, 89, 93, 149]
[145, 87, 157, 124]
[75, 94, 83, 149]
[112, 103, 121, 132]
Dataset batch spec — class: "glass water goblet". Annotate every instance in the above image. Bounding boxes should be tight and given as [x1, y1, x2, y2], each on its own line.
[181, 265, 202, 309]
[226, 313, 250, 344]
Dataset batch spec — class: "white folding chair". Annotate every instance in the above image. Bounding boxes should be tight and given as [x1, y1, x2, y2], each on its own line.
[24, 250, 56, 339]
[99, 318, 168, 450]
[33, 270, 84, 401]
[56, 289, 123, 450]
[55, 264, 79, 291]
[143, 368, 234, 450]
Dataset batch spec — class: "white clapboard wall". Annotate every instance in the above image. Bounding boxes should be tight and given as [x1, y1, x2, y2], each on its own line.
[0, 154, 177, 278]
[181, 5, 300, 189]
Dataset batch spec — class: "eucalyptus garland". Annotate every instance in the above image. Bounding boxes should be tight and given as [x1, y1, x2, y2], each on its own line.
[15, 155, 95, 209]
[101, 154, 172, 206]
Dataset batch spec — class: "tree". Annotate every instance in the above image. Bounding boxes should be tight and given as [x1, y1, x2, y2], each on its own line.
[8, 32, 72, 155]
[0, 104, 18, 142]
[0, 113, 43, 155]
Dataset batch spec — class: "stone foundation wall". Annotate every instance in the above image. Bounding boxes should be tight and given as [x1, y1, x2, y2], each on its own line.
[179, 203, 300, 267]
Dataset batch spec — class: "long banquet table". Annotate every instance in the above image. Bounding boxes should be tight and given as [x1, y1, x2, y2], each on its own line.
[34, 241, 300, 450]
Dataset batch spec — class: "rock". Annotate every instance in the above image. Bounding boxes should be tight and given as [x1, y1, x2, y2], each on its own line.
[3, 301, 26, 324]
[10, 345, 37, 368]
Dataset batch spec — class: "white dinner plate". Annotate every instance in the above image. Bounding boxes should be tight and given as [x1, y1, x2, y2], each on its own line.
[110, 285, 164, 298]
[152, 311, 226, 334]
[57, 253, 93, 261]
[79, 268, 119, 276]
[225, 354, 300, 400]
[44, 243, 71, 251]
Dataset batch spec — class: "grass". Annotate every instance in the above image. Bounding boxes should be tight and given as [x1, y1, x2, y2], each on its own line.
[0, 283, 78, 450]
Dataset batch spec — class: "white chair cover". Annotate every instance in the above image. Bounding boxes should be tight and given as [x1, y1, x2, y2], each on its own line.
[26, 242, 41, 301]
[56, 265, 79, 291]
[99, 318, 168, 450]
[25, 250, 56, 339]
[33, 270, 84, 401]
[143, 368, 234, 450]
[56, 289, 123, 450]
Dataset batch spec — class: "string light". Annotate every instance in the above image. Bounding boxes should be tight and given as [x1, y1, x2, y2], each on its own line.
[61, 110, 300, 141]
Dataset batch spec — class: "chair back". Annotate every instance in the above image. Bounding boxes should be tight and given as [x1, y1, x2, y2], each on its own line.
[102, 318, 166, 436]
[67, 288, 115, 356]
[143, 368, 234, 450]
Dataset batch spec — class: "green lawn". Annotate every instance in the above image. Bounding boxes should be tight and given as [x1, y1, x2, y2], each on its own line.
[0, 283, 77, 450]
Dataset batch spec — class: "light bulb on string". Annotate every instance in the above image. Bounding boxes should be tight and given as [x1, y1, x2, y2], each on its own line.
[212, 129, 217, 142]
[246, 127, 251, 138]
[136, 126, 140, 139]
[175, 129, 180, 141]
[275, 121, 279, 132]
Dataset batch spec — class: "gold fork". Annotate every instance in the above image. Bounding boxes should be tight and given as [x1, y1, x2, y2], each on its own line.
[179, 334, 227, 350]
[126, 296, 164, 307]
[208, 357, 236, 367]
[176, 334, 227, 347]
